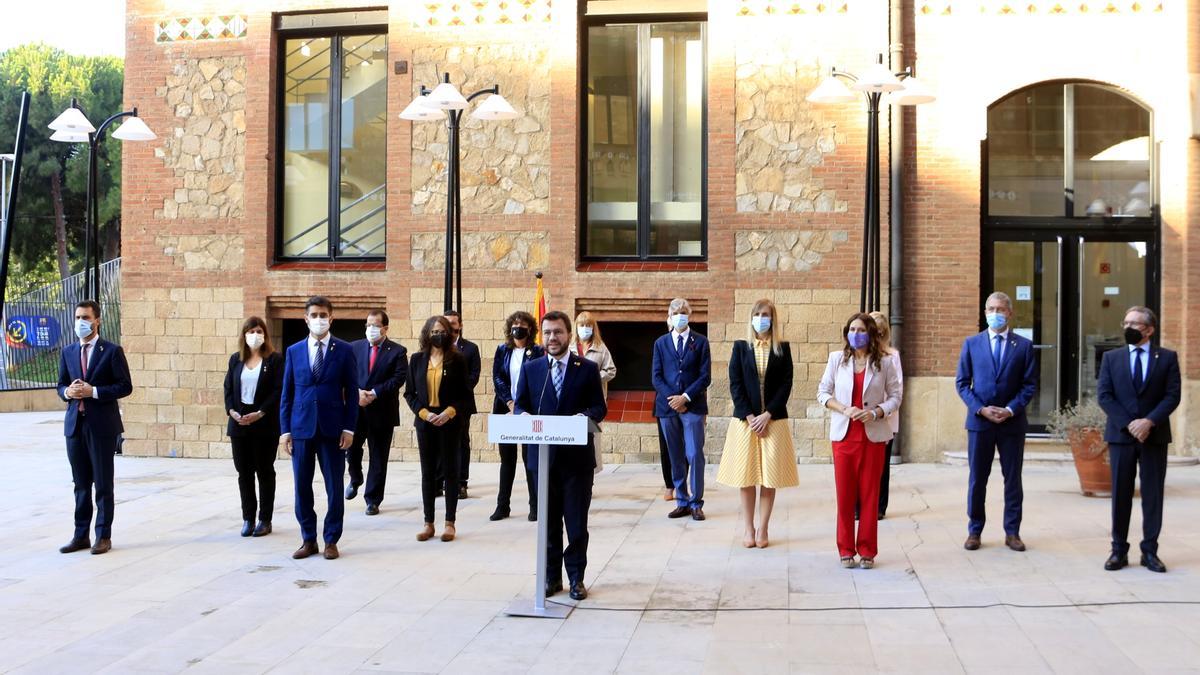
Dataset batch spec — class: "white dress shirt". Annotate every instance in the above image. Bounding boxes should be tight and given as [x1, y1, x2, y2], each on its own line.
[671, 328, 692, 401]
[986, 327, 1009, 364]
[508, 347, 526, 398]
[80, 334, 101, 399]
[240, 360, 261, 405]
[1128, 342, 1150, 380]
[307, 334, 329, 368]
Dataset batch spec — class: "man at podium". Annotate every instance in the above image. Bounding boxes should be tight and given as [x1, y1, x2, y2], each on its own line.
[514, 310, 607, 601]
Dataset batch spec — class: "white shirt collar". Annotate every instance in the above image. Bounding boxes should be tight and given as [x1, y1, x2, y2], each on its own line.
[1128, 342, 1149, 352]
[673, 328, 691, 342]
[987, 328, 1009, 341]
[80, 333, 100, 348]
[548, 351, 571, 369]
[308, 334, 328, 348]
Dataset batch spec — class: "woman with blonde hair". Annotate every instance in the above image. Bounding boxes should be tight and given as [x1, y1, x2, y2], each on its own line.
[574, 312, 617, 472]
[717, 299, 797, 548]
[869, 310, 902, 519]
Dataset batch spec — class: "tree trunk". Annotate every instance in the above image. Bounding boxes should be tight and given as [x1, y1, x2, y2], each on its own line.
[49, 171, 69, 279]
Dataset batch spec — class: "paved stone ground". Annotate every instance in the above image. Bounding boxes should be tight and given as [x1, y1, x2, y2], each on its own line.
[2, 410, 1199, 674]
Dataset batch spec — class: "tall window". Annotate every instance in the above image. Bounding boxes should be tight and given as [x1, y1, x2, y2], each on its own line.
[277, 23, 387, 260]
[583, 19, 706, 259]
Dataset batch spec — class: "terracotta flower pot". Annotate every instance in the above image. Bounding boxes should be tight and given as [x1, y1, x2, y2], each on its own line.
[1067, 428, 1111, 497]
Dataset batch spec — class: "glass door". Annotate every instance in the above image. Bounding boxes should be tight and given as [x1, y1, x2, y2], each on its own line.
[1078, 239, 1150, 402]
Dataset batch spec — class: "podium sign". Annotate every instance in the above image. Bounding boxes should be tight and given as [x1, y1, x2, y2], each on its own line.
[487, 413, 592, 620]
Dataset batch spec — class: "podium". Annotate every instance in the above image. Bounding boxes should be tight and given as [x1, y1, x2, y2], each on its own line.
[487, 413, 599, 619]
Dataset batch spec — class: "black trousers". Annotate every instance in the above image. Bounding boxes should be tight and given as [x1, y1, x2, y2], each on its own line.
[547, 460, 594, 585]
[66, 417, 118, 540]
[1110, 442, 1167, 556]
[879, 439, 893, 516]
[347, 425, 395, 507]
[656, 421, 673, 489]
[418, 422, 460, 523]
[436, 415, 472, 489]
[496, 443, 536, 514]
[231, 431, 276, 523]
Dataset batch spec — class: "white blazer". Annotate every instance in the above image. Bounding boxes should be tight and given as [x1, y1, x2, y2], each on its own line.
[884, 351, 903, 434]
[817, 350, 903, 443]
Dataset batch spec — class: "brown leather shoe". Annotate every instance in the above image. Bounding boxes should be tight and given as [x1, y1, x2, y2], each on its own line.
[668, 506, 692, 519]
[59, 537, 90, 554]
[440, 522, 456, 542]
[90, 539, 111, 555]
[292, 541, 318, 559]
[416, 523, 435, 541]
[691, 507, 706, 521]
[1005, 535, 1026, 552]
[964, 534, 981, 551]
[323, 543, 339, 560]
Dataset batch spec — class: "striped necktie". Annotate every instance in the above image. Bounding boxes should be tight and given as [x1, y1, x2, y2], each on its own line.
[552, 358, 564, 399]
[313, 340, 325, 380]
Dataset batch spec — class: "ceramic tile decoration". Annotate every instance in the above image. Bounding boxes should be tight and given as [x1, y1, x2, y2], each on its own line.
[917, 1, 1162, 14]
[416, 0, 553, 27]
[156, 15, 248, 43]
[735, 1, 851, 15]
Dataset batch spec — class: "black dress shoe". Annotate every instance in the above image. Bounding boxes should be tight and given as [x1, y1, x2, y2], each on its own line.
[241, 520, 253, 537]
[345, 483, 359, 500]
[528, 512, 537, 522]
[1140, 553, 1167, 573]
[544, 580, 563, 597]
[668, 506, 692, 519]
[252, 521, 272, 537]
[1104, 552, 1128, 571]
[691, 507, 706, 521]
[365, 504, 380, 516]
[489, 508, 510, 521]
[569, 581, 588, 601]
[59, 537, 90, 554]
[459, 486, 469, 499]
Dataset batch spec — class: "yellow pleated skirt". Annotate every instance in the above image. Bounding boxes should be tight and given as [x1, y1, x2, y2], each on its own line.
[716, 419, 799, 489]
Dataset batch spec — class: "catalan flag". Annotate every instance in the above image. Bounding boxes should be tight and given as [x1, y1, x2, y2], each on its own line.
[534, 272, 547, 344]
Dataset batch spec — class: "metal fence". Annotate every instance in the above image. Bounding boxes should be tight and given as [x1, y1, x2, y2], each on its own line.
[1, 258, 121, 391]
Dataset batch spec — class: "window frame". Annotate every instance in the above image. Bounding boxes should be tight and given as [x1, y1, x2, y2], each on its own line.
[578, 12, 708, 262]
[274, 24, 388, 263]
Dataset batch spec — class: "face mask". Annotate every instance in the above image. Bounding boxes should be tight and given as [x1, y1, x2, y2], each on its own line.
[245, 333, 264, 350]
[848, 332, 870, 350]
[365, 325, 382, 342]
[577, 327, 594, 341]
[430, 333, 448, 349]
[752, 316, 771, 334]
[511, 326, 530, 341]
[671, 313, 689, 331]
[307, 317, 330, 337]
[74, 319, 94, 339]
[985, 312, 1007, 331]
[1124, 326, 1145, 345]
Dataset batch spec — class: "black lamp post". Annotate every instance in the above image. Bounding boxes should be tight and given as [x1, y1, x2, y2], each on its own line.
[807, 54, 934, 313]
[401, 73, 520, 315]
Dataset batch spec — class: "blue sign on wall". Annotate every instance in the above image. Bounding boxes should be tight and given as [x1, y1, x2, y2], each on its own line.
[5, 316, 61, 349]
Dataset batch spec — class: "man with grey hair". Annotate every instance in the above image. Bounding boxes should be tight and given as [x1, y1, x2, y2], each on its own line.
[652, 298, 712, 520]
[1096, 306, 1180, 573]
[955, 291, 1038, 552]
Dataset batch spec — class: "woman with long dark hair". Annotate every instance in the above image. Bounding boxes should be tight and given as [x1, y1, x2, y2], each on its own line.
[490, 310, 543, 521]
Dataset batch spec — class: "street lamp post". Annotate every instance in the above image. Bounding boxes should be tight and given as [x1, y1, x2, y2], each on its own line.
[400, 73, 519, 314]
[807, 54, 934, 313]
[48, 99, 156, 299]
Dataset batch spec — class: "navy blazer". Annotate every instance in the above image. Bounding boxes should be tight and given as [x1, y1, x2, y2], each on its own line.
[514, 353, 607, 471]
[955, 330, 1039, 434]
[454, 338, 482, 415]
[223, 351, 284, 437]
[492, 342, 545, 414]
[351, 337, 409, 430]
[279, 337, 359, 440]
[57, 338, 133, 438]
[404, 350, 471, 432]
[729, 340, 793, 420]
[1096, 344, 1181, 446]
[651, 330, 712, 417]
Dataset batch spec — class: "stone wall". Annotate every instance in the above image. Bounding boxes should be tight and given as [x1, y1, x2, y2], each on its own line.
[410, 44, 551, 215]
[156, 234, 245, 271]
[734, 230, 849, 271]
[154, 56, 246, 220]
[410, 231, 549, 271]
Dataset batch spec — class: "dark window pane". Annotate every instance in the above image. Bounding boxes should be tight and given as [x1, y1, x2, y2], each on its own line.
[338, 34, 387, 257]
[987, 84, 1064, 217]
[1072, 85, 1150, 218]
[586, 24, 639, 257]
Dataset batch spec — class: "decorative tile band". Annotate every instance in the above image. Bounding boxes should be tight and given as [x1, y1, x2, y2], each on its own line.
[918, 1, 1163, 15]
[735, 1, 850, 15]
[415, 0, 552, 27]
[156, 16, 248, 43]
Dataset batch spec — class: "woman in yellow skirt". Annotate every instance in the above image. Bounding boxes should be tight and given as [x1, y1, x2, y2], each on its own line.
[717, 298, 798, 548]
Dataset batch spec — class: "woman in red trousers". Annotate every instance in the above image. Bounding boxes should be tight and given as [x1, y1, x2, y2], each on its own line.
[817, 313, 902, 569]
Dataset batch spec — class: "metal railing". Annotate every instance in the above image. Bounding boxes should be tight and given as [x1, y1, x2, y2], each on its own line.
[1, 257, 121, 391]
[283, 184, 386, 258]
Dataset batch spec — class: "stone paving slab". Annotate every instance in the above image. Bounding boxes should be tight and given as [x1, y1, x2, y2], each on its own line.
[2, 411, 1199, 674]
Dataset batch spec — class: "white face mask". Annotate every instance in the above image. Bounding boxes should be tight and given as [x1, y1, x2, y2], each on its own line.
[577, 326, 594, 341]
[365, 325, 382, 343]
[74, 318, 94, 339]
[245, 333, 264, 350]
[307, 317, 330, 337]
[671, 313, 689, 331]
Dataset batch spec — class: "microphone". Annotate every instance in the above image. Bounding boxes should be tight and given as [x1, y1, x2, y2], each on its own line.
[535, 352, 553, 416]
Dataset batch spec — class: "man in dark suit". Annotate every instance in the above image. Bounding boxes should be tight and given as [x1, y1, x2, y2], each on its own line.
[280, 296, 359, 560]
[345, 309, 408, 515]
[56, 300, 133, 555]
[652, 298, 712, 521]
[441, 310, 480, 499]
[514, 310, 607, 601]
[955, 291, 1038, 552]
[1097, 306, 1180, 573]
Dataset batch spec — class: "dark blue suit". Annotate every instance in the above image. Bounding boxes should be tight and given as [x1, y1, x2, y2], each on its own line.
[651, 330, 712, 509]
[515, 353, 607, 585]
[346, 338, 408, 507]
[280, 336, 359, 544]
[955, 330, 1038, 536]
[57, 337, 133, 540]
[1096, 343, 1181, 556]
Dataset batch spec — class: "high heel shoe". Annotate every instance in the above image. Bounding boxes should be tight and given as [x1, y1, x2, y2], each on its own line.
[755, 530, 769, 549]
[742, 529, 756, 548]
[441, 522, 456, 542]
[416, 523, 435, 542]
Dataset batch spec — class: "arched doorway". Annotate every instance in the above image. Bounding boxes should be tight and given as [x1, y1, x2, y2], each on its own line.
[982, 81, 1158, 431]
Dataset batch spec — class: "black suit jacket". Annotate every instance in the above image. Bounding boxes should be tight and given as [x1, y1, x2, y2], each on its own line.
[514, 353, 607, 472]
[729, 340, 793, 420]
[492, 342, 545, 414]
[351, 337, 409, 430]
[57, 337, 133, 438]
[223, 351, 284, 437]
[404, 350, 471, 433]
[1096, 344, 1181, 446]
[454, 338, 482, 415]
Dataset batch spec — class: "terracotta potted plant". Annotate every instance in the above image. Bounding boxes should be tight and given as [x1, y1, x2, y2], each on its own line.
[1047, 400, 1111, 497]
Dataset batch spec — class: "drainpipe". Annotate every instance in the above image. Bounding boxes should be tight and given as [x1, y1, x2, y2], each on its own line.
[888, 0, 905, 464]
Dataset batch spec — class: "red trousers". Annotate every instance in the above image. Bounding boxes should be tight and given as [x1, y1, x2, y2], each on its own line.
[833, 438, 886, 559]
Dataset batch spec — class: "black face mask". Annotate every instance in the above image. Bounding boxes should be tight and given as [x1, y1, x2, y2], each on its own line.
[511, 326, 530, 340]
[430, 333, 448, 349]
[1123, 327, 1145, 345]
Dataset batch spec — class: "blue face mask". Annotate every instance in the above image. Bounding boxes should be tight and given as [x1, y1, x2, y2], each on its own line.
[848, 332, 869, 350]
[74, 319, 94, 339]
[751, 316, 771, 334]
[671, 313, 689, 331]
[986, 312, 1008, 331]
